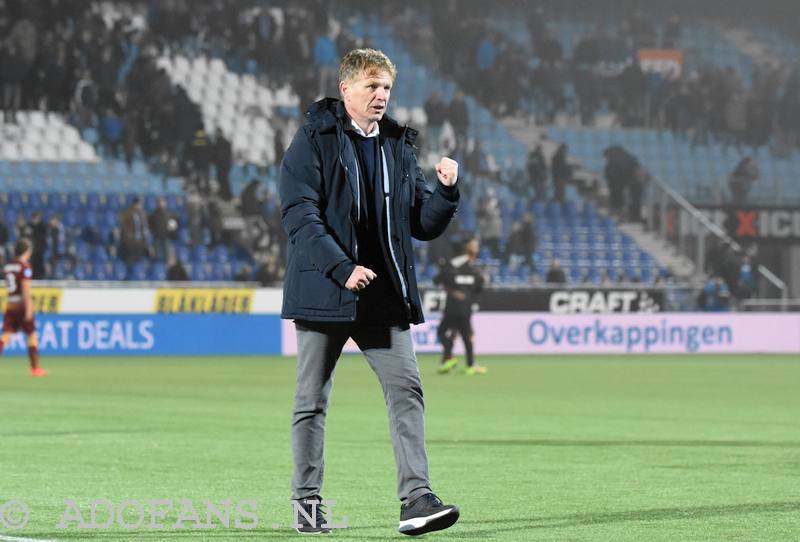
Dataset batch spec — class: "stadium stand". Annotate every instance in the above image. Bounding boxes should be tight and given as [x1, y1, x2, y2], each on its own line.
[2, 0, 797, 301]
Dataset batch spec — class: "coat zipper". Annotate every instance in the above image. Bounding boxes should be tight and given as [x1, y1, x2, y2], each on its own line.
[338, 149, 359, 260]
[381, 145, 409, 303]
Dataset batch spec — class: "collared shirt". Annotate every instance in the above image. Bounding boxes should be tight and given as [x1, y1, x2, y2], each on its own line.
[350, 119, 379, 138]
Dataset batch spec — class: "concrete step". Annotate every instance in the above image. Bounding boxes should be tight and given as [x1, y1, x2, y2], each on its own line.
[617, 222, 697, 280]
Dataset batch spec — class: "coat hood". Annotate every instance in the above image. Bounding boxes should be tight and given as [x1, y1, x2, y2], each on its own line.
[303, 97, 418, 144]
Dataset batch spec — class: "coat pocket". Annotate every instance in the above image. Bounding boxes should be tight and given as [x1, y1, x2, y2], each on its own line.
[297, 269, 341, 310]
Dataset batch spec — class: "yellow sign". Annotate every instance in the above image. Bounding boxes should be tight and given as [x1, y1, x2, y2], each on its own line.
[155, 288, 254, 314]
[0, 288, 63, 314]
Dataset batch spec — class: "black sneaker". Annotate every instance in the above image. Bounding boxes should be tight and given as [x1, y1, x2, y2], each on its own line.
[292, 496, 331, 535]
[399, 492, 460, 536]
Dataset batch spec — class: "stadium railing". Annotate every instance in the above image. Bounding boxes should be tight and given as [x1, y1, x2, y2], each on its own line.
[645, 176, 788, 301]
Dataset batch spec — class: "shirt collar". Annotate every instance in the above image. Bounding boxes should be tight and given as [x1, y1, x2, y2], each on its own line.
[350, 119, 380, 138]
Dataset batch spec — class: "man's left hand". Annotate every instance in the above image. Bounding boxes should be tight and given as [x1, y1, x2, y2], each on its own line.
[435, 157, 458, 187]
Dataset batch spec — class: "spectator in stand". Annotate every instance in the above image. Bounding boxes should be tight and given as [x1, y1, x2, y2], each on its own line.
[122, 108, 139, 170]
[545, 259, 567, 284]
[313, 31, 338, 96]
[526, 144, 548, 200]
[94, 46, 118, 108]
[27, 212, 47, 279]
[185, 187, 205, 247]
[234, 264, 253, 282]
[9, 14, 36, 103]
[662, 15, 682, 48]
[240, 179, 263, 217]
[720, 245, 742, 294]
[72, 69, 98, 129]
[704, 237, 725, 278]
[213, 128, 233, 201]
[699, 277, 731, 311]
[504, 213, 536, 268]
[166, 256, 189, 281]
[729, 156, 759, 204]
[254, 251, 283, 286]
[0, 42, 27, 123]
[628, 160, 649, 223]
[736, 255, 755, 299]
[447, 91, 469, 151]
[47, 214, 69, 270]
[424, 90, 447, 149]
[186, 123, 212, 194]
[603, 145, 643, 219]
[119, 197, 150, 267]
[465, 140, 498, 179]
[551, 143, 570, 203]
[207, 199, 225, 247]
[148, 197, 171, 261]
[100, 107, 124, 158]
[42, 43, 72, 113]
[0, 214, 8, 264]
[536, 31, 563, 66]
[477, 188, 502, 259]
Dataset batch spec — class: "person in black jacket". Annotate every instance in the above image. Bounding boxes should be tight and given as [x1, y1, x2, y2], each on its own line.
[213, 128, 233, 201]
[280, 49, 461, 536]
[435, 238, 487, 375]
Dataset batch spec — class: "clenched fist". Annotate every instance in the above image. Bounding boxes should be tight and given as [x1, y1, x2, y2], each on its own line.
[345, 265, 377, 292]
[435, 157, 458, 187]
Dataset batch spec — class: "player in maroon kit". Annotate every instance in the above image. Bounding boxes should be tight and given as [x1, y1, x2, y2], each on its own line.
[1, 238, 48, 376]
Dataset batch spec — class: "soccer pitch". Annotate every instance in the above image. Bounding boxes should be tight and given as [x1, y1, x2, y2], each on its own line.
[1, 354, 798, 541]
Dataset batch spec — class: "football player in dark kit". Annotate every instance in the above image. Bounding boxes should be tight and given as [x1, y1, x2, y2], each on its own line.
[435, 237, 488, 375]
[0, 238, 48, 376]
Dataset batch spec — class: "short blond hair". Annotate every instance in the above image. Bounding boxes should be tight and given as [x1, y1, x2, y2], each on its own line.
[338, 48, 397, 83]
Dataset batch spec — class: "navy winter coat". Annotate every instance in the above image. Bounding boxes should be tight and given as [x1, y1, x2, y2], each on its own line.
[280, 98, 459, 323]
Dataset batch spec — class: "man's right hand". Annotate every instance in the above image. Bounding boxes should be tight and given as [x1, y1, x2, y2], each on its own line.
[345, 265, 376, 292]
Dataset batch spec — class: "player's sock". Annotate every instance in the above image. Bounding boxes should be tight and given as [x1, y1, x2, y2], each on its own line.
[28, 346, 40, 370]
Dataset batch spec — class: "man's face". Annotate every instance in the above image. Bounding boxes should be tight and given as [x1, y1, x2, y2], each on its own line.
[340, 69, 393, 131]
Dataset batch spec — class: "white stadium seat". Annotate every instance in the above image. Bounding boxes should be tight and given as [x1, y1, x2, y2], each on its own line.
[159, 53, 304, 165]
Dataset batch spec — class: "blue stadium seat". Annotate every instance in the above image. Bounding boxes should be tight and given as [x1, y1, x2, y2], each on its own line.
[192, 264, 209, 282]
[192, 245, 208, 263]
[210, 262, 230, 281]
[211, 245, 229, 264]
[175, 245, 191, 264]
[144, 194, 159, 212]
[93, 245, 110, 263]
[111, 261, 128, 280]
[91, 263, 109, 281]
[149, 262, 167, 281]
[75, 263, 90, 281]
[130, 262, 148, 281]
[86, 193, 102, 210]
[100, 210, 117, 228]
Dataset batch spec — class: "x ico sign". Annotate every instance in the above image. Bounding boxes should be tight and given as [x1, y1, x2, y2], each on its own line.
[686, 207, 800, 243]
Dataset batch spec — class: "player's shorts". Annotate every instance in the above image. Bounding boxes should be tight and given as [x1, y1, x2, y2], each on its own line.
[439, 313, 473, 336]
[3, 304, 35, 335]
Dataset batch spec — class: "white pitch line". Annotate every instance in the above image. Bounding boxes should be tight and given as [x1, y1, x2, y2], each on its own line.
[0, 535, 62, 542]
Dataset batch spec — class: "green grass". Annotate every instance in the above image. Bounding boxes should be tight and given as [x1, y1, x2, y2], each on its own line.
[0, 354, 799, 541]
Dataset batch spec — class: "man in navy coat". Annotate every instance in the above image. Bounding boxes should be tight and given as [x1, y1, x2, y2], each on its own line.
[280, 48, 461, 536]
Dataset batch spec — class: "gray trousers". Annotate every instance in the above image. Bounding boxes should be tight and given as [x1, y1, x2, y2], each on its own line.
[291, 320, 432, 504]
